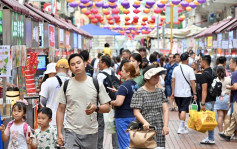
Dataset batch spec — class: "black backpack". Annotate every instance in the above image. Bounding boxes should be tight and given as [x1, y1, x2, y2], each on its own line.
[100, 71, 121, 100]
[206, 70, 222, 98]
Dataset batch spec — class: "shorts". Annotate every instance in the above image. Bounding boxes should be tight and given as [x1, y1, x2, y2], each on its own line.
[175, 97, 191, 113]
[214, 94, 229, 110]
[165, 85, 172, 97]
[64, 129, 98, 149]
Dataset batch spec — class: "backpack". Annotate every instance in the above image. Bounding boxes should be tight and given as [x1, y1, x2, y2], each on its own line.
[8, 120, 28, 138]
[205, 69, 222, 97]
[100, 71, 121, 100]
[62, 78, 99, 104]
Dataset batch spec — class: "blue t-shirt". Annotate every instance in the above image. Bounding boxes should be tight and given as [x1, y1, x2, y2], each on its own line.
[164, 62, 178, 85]
[115, 80, 139, 118]
[231, 71, 237, 102]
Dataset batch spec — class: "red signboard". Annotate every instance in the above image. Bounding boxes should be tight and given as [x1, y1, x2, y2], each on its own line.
[48, 25, 55, 47]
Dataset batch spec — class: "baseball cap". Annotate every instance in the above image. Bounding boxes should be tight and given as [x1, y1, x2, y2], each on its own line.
[56, 58, 69, 68]
[180, 53, 189, 61]
[44, 63, 56, 74]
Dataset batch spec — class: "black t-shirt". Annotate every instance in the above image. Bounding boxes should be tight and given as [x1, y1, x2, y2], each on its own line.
[200, 67, 216, 102]
[85, 64, 94, 77]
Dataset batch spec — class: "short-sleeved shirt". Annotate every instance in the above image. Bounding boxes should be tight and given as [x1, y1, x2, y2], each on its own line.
[115, 80, 139, 118]
[32, 126, 57, 149]
[231, 71, 237, 102]
[56, 76, 110, 135]
[133, 69, 144, 88]
[172, 64, 196, 97]
[102, 47, 112, 58]
[40, 73, 69, 126]
[200, 67, 216, 102]
[4, 122, 33, 149]
[130, 87, 168, 147]
[164, 62, 178, 86]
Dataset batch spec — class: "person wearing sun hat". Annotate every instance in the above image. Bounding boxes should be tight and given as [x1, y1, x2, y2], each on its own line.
[130, 66, 169, 148]
[40, 58, 70, 126]
[44, 63, 57, 77]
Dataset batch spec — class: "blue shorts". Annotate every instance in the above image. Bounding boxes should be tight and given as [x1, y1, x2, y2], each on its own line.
[214, 94, 229, 110]
[165, 85, 172, 97]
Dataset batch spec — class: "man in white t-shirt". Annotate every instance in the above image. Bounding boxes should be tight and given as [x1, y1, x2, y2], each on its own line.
[171, 53, 197, 134]
[56, 54, 110, 149]
[40, 59, 70, 126]
[93, 53, 103, 79]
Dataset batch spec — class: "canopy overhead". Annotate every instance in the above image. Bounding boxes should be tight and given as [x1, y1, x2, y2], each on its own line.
[80, 24, 121, 36]
[140, 25, 206, 39]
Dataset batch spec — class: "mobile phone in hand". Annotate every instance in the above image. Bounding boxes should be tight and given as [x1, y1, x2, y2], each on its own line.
[87, 102, 92, 109]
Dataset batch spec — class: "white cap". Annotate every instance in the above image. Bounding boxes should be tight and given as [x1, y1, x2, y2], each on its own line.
[44, 63, 56, 74]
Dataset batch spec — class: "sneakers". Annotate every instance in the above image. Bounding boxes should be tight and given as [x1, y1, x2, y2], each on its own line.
[200, 137, 215, 144]
[177, 128, 188, 134]
[219, 133, 231, 141]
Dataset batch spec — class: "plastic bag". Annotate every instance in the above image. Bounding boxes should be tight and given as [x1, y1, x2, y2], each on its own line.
[224, 108, 231, 131]
[103, 108, 116, 134]
[195, 110, 217, 132]
[189, 100, 198, 111]
[187, 110, 198, 130]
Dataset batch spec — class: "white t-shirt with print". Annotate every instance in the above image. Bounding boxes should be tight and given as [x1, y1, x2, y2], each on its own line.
[40, 74, 69, 126]
[56, 76, 110, 135]
[172, 64, 196, 97]
[4, 122, 32, 149]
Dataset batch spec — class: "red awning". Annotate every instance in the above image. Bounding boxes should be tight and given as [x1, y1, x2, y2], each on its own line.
[215, 18, 237, 33]
[194, 19, 231, 38]
[25, 3, 69, 30]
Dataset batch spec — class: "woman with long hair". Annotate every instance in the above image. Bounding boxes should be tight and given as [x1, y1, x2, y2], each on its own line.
[110, 62, 139, 149]
[131, 66, 169, 148]
[130, 53, 144, 87]
[214, 66, 231, 134]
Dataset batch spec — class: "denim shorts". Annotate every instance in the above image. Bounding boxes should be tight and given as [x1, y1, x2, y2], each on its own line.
[165, 85, 172, 97]
[214, 94, 229, 110]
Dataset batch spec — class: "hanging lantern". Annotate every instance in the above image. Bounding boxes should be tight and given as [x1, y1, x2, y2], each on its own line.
[67, 0, 74, 3]
[163, 7, 166, 12]
[180, 15, 186, 20]
[108, 20, 114, 25]
[81, 8, 88, 13]
[102, 9, 110, 15]
[112, 8, 120, 14]
[69, 2, 79, 8]
[193, 0, 200, 5]
[125, 22, 131, 25]
[95, 14, 101, 19]
[146, 0, 155, 7]
[161, 16, 166, 21]
[186, 0, 193, 2]
[125, 16, 130, 21]
[154, 8, 162, 14]
[79, 3, 86, 8]
[151, 16, 156, 21]
[141, 22, 147, 26]
[121, 0, 130, 9]
[178, 7, 183, 13]
[160, 0, 168, 4]
[114, 15, 120, 20]
[172, 0, 181, 5]
[189, 2, 197, 8]
[134, 1, 141, 5]
[133, 16, 139, 21]
[133, 9, 141, 14]
[186, 6, 192, 11]
[133, 4, 140, 9]
[197, 0, 206, 4]
[180, 1, 189, 7]
[106, 15, 113, 20]
[95, 1, 103, 7]
[81, 0, 90, 3]
[91, 8, 99, 14]
[102, 3, 110, 8]
[143, 8, 150, 14]
[91, 18, 98, 24]
[157, 3, 165, 8]
[86, 1, 93, 7]
[108, 0, 117, 3]
[142, 17, 148, 22]
[89, 15, 95, 20]
[123, 9, 130, 14]
[84, 10, 91, 16]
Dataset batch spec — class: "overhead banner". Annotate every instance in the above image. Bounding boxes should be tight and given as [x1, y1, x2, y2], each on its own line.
[48, 24, 55, 47]
[0, 46, 11, 77]
[66, 31, 70, 49]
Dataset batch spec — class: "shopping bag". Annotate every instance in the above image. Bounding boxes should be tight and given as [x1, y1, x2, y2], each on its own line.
[224, 108, 231, 131]
[103, 108, 116, 134]
[195, 110, 217, 132]
[187, 110, 198, 130]
[190, 100, 198, 111]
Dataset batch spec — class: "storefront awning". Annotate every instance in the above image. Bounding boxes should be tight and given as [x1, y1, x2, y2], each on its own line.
[215, 18, 237, 33]
[194, 18, 231, 38]
[25, 3, 69, 30]
[2, 0, 42, 22]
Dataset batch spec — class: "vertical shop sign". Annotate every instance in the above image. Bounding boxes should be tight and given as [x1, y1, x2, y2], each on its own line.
[217, 33, 222, 48]
[58, 29, 64, 48]
[48, 25, 55, 47]
[0, 46, 11, 77]
[66, 31, 70, 49]
[73, 32, 78, 49]
[229, 31, 233, 49]
[11, 12, 25, 45]
[32, 21, 39, 48]
[78, 34, 82, 49]
[207, 36, 213, 47]
[39, 23, 44, 48]
[222, 41, 229, 49]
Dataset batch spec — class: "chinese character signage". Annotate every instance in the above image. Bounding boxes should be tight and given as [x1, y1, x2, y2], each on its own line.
[39, 23, 44, 48]
[66, 31, 70, 49]
[58, 29, 64, 48]
[11, 12, 25, 45]
[48, 24, 55, 47]
[0, 46, 11, 77]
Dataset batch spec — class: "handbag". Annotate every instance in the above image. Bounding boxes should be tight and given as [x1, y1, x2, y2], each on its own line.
[126, 125, 157, 148]
[189, 100, 198, 111]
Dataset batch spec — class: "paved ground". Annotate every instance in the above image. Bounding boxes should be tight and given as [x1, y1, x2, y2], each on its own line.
[103, 110, 237, 149]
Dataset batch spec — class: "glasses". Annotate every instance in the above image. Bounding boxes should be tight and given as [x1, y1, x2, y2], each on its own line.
[169, 57, 173, 59]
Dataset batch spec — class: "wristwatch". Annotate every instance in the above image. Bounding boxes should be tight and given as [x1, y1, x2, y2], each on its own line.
[95, 106, 100, 112]
[201, 103, 205, 106]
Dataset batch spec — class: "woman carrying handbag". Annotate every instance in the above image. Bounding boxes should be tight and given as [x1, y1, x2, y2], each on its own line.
[130, 66, 169, 149]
